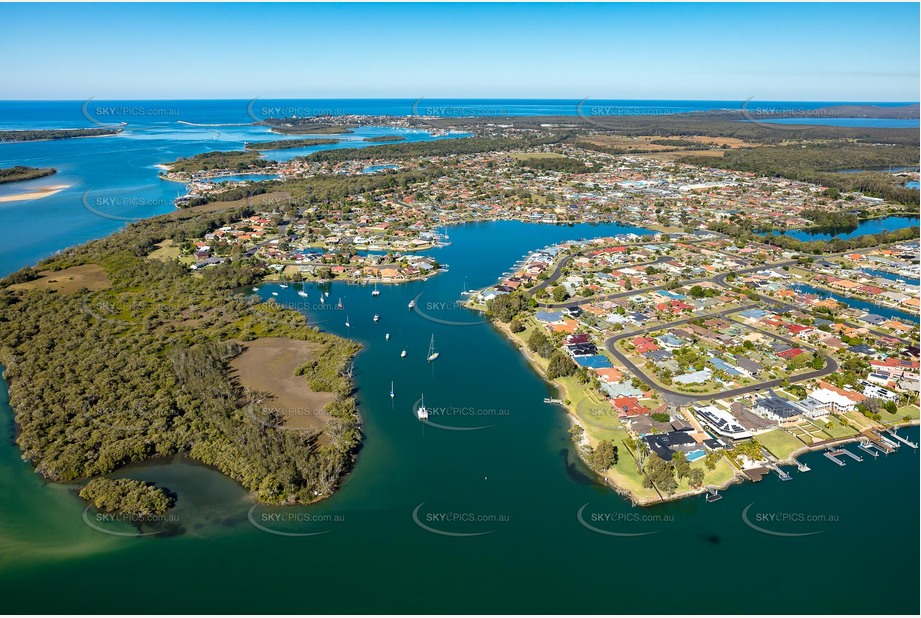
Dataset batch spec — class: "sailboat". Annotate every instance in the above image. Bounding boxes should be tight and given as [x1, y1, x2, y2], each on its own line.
[345, 315, 350, 328]
[371, 282, 380, 297]
[390, 381, 394, 400]
[408, 299, 416, 309]
[416, 394, 429, 420]
[279, 283, 288, 289]
[385, 333, 390, 341]
[298, 290, 309, 298]
[401, 349, 407, 358]
[427, 335, 440, 362]
[336, 298, 343, 310]
[373, 314, 380, 323]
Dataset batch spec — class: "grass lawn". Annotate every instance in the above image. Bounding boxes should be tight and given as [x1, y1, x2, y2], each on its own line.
[147, 239, 180, 261]
[879, 404, 920, 424]
[758, 428, 807, 459]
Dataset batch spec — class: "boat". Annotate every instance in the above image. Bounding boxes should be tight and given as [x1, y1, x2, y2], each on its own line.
[427, 335, 440, 362]
[401, 349, 407, 358]
[385, 333, 390, 341]
[279, 284, 288, 289]
[345, 315, 350, 328]
[271, 291, 279, 296]
[252, 287, 259, 292]
[390, 381, 394, 400]
[372, 283, 380, 297]
[337, 298, 343, 310]
[408, 299, 416, 309]
[298, 291, 309, 298]
[373, 314, 380, 323]
[416, 394, 429, 421]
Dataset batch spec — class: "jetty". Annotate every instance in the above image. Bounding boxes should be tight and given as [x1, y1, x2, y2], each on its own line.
[823, 448, 846, 467]
[857, 441, 879, 458]
[792, 458, 810, 472]
[886, 429, 918, 450]
[543, 397, 563, 404]
[835, 447, 863, 463]
[705, 488, 722, 503]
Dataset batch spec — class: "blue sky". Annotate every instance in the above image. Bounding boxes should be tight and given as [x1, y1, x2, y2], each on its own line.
[0, 2, 918, 101]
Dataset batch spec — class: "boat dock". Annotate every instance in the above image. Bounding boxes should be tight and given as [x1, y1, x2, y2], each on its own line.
[886, 429, 918, 450]
[823, 448, 846, 466]
[769, 463, 792, 481]
[705, 488, 722, 503]
[863, 431, 895, 454]
[835, 447, 863, 463]
[857, 441, 879, 458]
[792, 458, 810, 472]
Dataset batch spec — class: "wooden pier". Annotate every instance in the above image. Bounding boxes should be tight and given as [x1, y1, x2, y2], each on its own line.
[835, 447, 863, 462]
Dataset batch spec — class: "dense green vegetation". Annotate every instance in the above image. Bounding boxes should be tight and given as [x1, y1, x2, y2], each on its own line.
[710, 219, 920, 254]
[0, 166, 56, 184]
[262, 119, 354, 135]
[0, 128, 121, 142]
[0, 206, 361, 505]
[79, 478, 175, 515]
[681, 143, 920, 206]
[363, 135, 406, 143]
[300, 135, 565, 163]
[799, 208, 859, 231]
[245, 138, 338, 151]
[517, 156, 593, 174]
[165, 150, 270, 173]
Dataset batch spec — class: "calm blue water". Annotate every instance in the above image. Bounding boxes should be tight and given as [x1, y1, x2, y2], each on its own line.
[1, 99, 917, 129]
[758, 118, 920, 129]
[762, 216, 920, 242]
[792, 283, 916, 324]
[907, 181, 920, 190]
[859, 267, 915, 284]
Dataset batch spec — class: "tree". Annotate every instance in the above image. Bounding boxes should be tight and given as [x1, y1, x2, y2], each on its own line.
[592, 440, 618, 470]
[509, 317, 525, 333]
[688, 468, 705, 488]
[551, 285, 569, 303]
[547, 351, 578, 379]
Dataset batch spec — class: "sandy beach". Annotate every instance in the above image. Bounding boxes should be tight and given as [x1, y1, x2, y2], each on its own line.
[0, 184, 70, 203]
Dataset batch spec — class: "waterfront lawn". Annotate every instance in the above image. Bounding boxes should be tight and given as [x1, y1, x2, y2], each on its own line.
[758, 429, 806, 459]
[879, 404, 920, 424]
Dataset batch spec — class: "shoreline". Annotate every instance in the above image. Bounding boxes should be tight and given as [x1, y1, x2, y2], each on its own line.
[0, 184, 71, 203]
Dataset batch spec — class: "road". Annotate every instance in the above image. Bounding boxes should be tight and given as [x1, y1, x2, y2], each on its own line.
[601, 305, 840, 405]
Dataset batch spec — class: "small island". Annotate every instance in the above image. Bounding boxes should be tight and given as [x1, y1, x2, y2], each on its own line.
[0, 165, 57, 184]
[79, 478, 175, 516]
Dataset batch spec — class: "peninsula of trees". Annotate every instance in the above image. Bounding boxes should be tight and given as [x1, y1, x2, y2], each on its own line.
[245, 138, 339, 151]
[0, 128, 121, 142]
[0, 166, 57, 184]
[0, 205, 361, 504]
